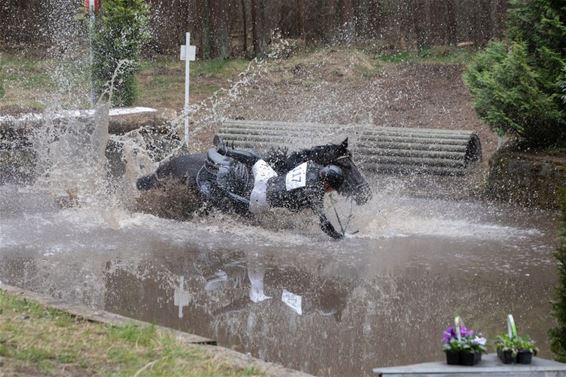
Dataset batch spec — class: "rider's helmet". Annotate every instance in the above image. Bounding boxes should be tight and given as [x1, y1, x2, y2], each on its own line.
[319, 165, 344, 190]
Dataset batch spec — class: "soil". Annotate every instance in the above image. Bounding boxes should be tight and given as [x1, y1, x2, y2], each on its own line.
[187, 48, 497, 166]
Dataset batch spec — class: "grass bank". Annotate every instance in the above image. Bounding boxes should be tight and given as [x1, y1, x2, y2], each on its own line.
[0, 50, 248, 114]
[0, 45, 477, 115]
[0, 289, 262, 377]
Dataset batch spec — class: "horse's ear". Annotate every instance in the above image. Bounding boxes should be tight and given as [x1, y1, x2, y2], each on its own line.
[341, 138, 349, 150]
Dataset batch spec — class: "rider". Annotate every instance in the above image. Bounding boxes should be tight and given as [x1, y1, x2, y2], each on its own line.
[246, 158, 346, 240]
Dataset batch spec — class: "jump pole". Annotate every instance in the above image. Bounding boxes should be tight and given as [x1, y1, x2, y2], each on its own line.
[180, 33, 196, 150]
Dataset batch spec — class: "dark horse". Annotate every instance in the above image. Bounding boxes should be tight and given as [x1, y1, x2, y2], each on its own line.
[136, 138, 372, 236]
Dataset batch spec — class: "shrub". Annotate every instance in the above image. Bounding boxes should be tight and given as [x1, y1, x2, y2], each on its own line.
[91, 0, 150, 107]
[550, 188, 566, 361]
[464, 0, 566, 147]
[0, 61, 4, 99]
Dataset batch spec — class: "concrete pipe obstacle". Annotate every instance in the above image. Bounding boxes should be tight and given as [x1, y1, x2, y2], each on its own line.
[218, 120, 482, 176]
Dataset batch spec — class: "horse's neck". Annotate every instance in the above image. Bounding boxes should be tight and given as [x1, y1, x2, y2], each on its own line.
[287, 146, 337, 168]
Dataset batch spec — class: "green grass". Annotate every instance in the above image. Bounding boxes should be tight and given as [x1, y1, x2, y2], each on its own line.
[0, 290, 265, 377]
[0, 51, 95, 112]
[376, 46, 479, 65]
[0, 51, 250, 113]
[0, 45, 475, 115]
[136, 56, 249, 108]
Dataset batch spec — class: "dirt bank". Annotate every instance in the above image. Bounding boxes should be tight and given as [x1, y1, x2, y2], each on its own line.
[188, 47, 497, 165]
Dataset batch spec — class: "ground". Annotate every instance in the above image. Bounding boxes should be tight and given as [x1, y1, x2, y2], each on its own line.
[0, 45, 496, 161]
[0, 290, 264, 377]
[179, 46, 498, 164]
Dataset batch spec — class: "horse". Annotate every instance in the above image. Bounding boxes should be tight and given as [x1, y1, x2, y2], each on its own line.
[136, 138, 372, 220]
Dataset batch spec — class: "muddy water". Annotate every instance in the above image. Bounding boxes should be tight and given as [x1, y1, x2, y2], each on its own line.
[0, 183, 560, 377]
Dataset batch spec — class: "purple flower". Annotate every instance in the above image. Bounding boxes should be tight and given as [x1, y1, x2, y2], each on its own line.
[442, 325, 475, 343]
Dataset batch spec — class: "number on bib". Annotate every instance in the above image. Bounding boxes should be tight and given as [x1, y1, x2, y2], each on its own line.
[285, 162, 307, 190]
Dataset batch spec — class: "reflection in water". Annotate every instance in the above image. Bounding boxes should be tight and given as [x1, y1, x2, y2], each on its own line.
[174, 276, 190, 319]
[0, 188, 560, 377]
[282, 289, 302, 315]
[249, 265, 272, 303]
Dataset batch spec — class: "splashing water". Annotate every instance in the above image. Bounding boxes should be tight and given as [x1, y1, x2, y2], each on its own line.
[0, 14, 561, 377]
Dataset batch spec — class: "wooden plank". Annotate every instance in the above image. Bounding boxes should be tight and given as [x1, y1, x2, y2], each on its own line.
[223, 120, 475, 136]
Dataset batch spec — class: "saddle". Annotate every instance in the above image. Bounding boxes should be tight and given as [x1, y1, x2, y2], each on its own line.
[196, 139, 263, 212]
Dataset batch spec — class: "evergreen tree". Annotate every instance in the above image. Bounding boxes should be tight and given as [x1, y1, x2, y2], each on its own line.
[92, 0, 151, 106]
[464, 0, 566, 147]
[550, 189, 566, 361]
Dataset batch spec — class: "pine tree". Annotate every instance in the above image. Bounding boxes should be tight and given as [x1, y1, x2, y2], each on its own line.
[92, 0, 151, 106]
[464, 0, 566, 147]
[550, 189, 566, 361]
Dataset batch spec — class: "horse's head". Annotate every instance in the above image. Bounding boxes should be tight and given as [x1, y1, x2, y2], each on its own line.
[324, 138, 372, 205]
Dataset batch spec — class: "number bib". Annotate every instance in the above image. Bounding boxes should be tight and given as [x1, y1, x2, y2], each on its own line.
[285, 162, 308, 191]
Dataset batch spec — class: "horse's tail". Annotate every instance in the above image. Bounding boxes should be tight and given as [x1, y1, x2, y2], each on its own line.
[136, 173, 159, 191]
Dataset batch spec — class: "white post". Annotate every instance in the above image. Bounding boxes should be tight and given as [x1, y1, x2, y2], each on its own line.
[180, 33, 196, 150]
[173, 276, 190, 319]
[88, 0, 97, 106]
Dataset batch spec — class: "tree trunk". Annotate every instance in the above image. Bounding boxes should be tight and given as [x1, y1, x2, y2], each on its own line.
[210, 0, 231, 58]
[445, 0, 457, 46]
[240, 0, 248, 55]
[493, 0, 508, 38]
[296, 0, 305, 41]
[251, 0, 266, 56]
[413, 0, 429, 50]
[196, 0, 211, 59]
[338, 0, 354, 39]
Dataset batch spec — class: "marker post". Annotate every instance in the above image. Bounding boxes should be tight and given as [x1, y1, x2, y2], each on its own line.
[180, 33, 196, 150]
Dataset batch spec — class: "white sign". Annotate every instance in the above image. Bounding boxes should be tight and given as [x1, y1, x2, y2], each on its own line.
[180, 45, 196, 62]
[285, 162, 308, 191]
[282, 289, 302, 315]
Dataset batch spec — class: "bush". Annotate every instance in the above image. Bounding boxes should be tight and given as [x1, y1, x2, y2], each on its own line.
[92, 0, 150, 107]
[550, 188, 566, 361]
[464, 0, 566, 147]
[0, 61, 4, 99]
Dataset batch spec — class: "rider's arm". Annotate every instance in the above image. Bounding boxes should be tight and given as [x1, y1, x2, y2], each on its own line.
[312, 205, 344, 240]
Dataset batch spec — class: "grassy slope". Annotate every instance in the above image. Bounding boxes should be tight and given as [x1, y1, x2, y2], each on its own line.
[0, 46, 477, 115]
[0, 290, 262, 377]
[0, 50, 248, 114]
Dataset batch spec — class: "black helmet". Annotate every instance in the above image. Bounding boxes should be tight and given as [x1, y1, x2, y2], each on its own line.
[320, 165, 344, 190]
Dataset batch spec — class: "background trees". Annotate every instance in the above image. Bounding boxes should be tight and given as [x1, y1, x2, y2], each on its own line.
[92, 0, 151, 106]
[2, 0, 508, 59]
[550, 189, 566, 361]
[464, 0, 566, 147]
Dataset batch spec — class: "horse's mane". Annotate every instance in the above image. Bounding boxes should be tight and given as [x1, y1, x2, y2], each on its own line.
[264, 139, 350, 174]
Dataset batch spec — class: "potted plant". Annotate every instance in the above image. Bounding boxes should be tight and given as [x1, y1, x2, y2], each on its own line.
[442, 316, 487, 366]
[516, 335, 538, 364]
[495, 315, 538, 364]
[495, 334, 516, 364]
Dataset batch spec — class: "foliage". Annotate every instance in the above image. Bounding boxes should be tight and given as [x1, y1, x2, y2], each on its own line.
[550, 188, 566, 362]
[560, 65, 566, 104]
[91, 0, 151, 106]
[442, 324, 487, 354]
[377, 47, 478, 65]
[0, 55, 4, 99]
[464, 0, 566, 147]
[496, 334, 538, 356]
